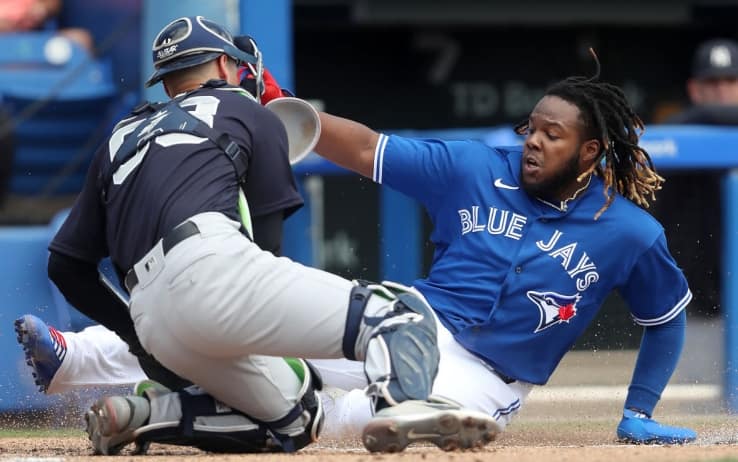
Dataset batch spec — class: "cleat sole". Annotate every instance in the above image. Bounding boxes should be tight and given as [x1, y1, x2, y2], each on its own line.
[362, 408, 500, 453]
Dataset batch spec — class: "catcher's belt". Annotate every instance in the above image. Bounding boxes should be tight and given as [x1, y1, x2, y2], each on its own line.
[124, 220, 200, 292]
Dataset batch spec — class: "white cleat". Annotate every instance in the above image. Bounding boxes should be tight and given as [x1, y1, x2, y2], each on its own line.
[362, 399, 500, 453]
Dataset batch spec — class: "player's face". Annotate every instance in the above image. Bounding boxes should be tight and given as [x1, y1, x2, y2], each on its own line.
[688, 76, 738, 105]
[520, 95, 599, 201]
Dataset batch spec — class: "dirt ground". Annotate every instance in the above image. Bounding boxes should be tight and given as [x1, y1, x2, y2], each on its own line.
[2, 414, 737, 461]
[2, 351, 736, 461]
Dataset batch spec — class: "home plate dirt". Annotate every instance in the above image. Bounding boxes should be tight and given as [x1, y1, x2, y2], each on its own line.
[2, 351, 735, 460]
[2, 414, 736, 461]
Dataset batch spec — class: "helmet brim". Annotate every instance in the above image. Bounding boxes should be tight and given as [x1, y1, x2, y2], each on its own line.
[145, 51, 223, 88]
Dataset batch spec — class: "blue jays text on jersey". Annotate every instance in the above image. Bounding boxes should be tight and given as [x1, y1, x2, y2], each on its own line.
[372, 134, 691, 385]
[459, 211, 599, 292]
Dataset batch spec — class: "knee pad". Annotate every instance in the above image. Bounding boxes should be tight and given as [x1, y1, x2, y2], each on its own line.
[342, 280, 440, 407]
[265, 358, 325, 452]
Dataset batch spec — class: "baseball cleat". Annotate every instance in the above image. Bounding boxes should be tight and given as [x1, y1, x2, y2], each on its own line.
[85, 395, 151, 455]
[14, 314, 66, 393]
[616, 408, 697, 444]
[361, 399, 500, 453]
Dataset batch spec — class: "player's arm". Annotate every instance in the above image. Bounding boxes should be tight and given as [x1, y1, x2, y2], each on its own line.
[47, 145, 144, 356]
[239, 59, 379, 180]
[47, 167, 138, 351]
[252, 211, 284, 256]
[617, 233, 695, 444]
[624, 311, 685, 417]
[47, 251, 142, 354]
[314, 112, 379, 179]
[617, 310, 696, 444]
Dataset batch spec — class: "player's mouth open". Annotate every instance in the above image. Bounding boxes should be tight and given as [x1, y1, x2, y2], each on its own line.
[523, 155, 540, 173]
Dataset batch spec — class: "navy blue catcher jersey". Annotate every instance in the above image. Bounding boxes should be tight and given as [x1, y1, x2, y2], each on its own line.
[374, 134, 692, 385]
[50, 83, 302, 274]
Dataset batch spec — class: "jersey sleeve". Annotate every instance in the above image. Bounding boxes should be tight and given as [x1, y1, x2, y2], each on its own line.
[373, 134, 484, 207]
[619, 233, 692, 326]
[49, 146, 108, 263]
[242, 104, 303, 219]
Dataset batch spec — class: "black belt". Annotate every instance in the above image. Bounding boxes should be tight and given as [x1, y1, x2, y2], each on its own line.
[493, 369, 517, 385]
[124, 221, 200, 293]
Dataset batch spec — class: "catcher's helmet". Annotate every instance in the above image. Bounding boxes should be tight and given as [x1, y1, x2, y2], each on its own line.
[145, 16, 256, 88]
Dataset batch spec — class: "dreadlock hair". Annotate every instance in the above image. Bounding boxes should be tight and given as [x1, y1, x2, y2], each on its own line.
[513, 48, 664, 220]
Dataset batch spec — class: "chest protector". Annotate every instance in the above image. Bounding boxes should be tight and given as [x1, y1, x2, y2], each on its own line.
[99, 84, 249, 202]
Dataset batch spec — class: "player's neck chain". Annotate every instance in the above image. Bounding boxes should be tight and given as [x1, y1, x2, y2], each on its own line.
[536, 175, 592, 212]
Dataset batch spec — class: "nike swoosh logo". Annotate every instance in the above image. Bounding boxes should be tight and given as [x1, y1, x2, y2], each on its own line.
[494, 178, 519, 190]
[407, 429, 442, 440]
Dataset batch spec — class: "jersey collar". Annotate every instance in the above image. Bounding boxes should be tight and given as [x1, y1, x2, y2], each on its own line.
[172, 83, 259, 103]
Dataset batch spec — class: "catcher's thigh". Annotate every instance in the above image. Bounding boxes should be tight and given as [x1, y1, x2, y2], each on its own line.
[130, 212, 440, 438]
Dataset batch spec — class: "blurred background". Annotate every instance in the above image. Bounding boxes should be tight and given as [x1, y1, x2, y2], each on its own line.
[0, 0, 737, 413]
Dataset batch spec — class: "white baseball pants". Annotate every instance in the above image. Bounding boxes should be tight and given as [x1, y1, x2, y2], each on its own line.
[128, 211, 357, 424]
[50, 304, 532, 439]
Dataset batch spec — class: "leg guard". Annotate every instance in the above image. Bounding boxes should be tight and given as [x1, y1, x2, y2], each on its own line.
[132, 360, 324, 453]
[343, 280, 440, 408]
[265, 359, 325, 452]
[133, 385, 278, 453]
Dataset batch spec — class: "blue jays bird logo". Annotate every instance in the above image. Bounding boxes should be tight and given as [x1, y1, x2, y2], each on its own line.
[526, 290, 581, 333]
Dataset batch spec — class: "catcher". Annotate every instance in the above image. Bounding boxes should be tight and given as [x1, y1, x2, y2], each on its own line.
[34, 15, 498, 455]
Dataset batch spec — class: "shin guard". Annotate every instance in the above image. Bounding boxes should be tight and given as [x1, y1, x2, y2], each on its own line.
[343, 280, 440, 408]
[132, 359, 324, 453]
[133, 385, 277, 453]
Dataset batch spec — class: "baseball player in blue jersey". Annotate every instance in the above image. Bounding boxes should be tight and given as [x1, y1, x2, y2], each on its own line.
[39, 15, 499, 455]
[310, 54, 696, 444]
[16, 48, 695, 446]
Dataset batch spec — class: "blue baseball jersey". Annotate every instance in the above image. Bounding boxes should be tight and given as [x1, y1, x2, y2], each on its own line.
[374, 134, 691, 385]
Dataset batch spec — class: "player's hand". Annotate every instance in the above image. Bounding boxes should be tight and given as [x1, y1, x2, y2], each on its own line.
[239, 65, 291, 104]
[616, 408, 696, 444]
[263, 68, 294, 102]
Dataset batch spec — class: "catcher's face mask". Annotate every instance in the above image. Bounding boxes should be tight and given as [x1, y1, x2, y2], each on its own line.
[145, 15, 257, 88]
